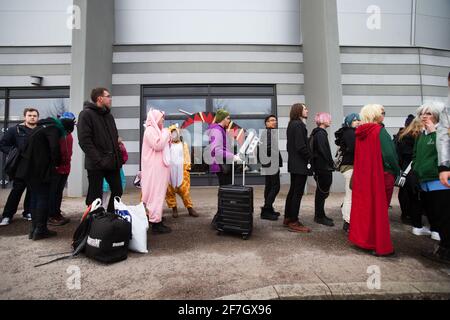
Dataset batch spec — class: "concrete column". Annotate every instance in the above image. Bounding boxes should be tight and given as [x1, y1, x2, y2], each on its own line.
[300, 0, 344, 191]
[68, 0, 114, 197]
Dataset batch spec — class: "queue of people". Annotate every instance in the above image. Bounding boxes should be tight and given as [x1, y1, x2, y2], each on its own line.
[1, 85, 449, 266]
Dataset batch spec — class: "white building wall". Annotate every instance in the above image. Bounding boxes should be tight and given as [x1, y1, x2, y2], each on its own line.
[415, 0, 450, 50]
[114, 0, 301, 45]
[0, 0, 72, 46]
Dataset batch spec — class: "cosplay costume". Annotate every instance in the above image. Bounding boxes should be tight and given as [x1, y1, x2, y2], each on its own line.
[141, 109, 171, 223]
[165, 125, 195, 211]
[349, 123, 394, 256]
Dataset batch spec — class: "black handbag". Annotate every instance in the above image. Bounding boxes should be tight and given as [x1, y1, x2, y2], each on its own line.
[4, 146, 21, 179]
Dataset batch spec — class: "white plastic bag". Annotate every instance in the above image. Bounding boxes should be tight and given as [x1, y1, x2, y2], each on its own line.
[114, 197, 149, 253]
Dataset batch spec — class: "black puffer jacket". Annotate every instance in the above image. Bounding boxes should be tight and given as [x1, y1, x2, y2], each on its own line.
[0, 123, 34, 154]
[311, 127, 334, 173]
[77, 102, 123, 171]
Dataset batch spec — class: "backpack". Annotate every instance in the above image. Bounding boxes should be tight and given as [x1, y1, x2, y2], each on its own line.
[333, 127, 346, 170]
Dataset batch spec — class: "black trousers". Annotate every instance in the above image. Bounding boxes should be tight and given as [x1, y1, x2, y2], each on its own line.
[284, 173, 307, 221]
[28, 182, 50, 233]
[48, 173, 68, 218]
[86, 169, 122, 213]
[2, 178, 31, 219]
[263, 170, 280, 211]
[314, 172, 333, 218]
[422, 189, 450, 234]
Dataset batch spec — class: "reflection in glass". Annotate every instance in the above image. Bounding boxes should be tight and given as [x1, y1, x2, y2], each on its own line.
[0, 100, 5, 121]
[9, 98, 69, 121]
[213, 98, 271, 115]
[146, 98, 206, 116]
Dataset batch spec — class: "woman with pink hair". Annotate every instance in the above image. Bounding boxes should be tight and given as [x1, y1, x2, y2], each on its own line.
[310, 112, 335, 227]
[141, 108, 172, 234]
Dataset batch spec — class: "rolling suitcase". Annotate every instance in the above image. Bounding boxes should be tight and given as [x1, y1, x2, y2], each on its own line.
[216, 161, 254, 240]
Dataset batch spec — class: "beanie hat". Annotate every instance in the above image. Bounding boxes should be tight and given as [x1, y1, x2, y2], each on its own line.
[344, 113, 360, 127]
[215, 109, 230, 123]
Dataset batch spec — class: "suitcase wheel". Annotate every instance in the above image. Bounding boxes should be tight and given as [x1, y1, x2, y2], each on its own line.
[242, 234, 250, 240]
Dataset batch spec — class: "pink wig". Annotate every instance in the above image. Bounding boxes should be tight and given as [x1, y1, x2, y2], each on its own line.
[315, 112, 331, 126]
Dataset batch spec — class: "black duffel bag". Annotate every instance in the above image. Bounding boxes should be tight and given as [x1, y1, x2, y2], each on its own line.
[85, 209, 132, 264]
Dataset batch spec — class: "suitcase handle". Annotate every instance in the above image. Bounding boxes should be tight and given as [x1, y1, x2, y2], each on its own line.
[231, 158, 246, 186]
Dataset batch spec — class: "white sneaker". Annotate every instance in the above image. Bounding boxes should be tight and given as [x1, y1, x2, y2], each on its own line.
[22, 213, 32, 221]
[431, 232, 441, 241]
[412, 227, 432, 236]
[0, 217, 11, 226]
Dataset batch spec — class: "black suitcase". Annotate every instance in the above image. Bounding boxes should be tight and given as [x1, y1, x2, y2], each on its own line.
[216, 161, 254, 240]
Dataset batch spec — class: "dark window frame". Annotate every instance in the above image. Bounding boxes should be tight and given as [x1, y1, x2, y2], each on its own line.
[141, 84, 277, 185]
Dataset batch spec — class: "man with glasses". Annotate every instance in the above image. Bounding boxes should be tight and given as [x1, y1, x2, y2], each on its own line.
[77, 87, 123, 213]
[259, 115, 282, 221]
[0, 108, 39, 226]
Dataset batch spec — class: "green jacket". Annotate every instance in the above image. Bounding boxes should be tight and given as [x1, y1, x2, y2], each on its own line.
[413, 132, 438, 182]
[379, 127, 400, 176]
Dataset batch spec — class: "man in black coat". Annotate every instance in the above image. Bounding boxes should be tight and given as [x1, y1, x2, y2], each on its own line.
[284, 103, 312, 233]
[77, 87, 123, 213]
[259, 115, 283, 221]
[0, 108, 38, 226]
[16, 117, 66, 240]
[310, 113, 335, 227]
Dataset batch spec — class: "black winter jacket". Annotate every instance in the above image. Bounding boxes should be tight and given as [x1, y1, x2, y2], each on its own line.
[15, 118, 63, 184]
[0, 123, 34, 154]
[394, 128, 415, 171]
[286, 120, 312, 175]
[310, 127, 334, 173]
[335, 127, 356, 166]
[77, 102, 123, 171]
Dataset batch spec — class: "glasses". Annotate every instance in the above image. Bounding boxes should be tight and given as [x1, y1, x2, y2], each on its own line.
[381, 112, 386, 116]
[421, 112, 432, 116]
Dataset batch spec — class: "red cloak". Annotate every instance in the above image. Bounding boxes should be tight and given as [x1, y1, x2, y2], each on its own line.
[348, 123, 394, 255]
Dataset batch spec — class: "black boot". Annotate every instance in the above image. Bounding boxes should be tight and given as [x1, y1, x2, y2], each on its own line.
[152, 221, 172, 234]
[260, 207, 278, 221]
[314, 215, 335, 227]
[32, 207, 57, 241]
[343, 221, 350, 233]
[29, 219, 36, 240]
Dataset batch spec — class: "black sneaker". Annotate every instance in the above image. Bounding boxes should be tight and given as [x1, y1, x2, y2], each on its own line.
[152, 222, 172, 234]
[314, 216, 335, 227]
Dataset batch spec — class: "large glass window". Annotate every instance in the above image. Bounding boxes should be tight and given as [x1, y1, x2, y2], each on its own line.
[142, 85, 276, 185]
